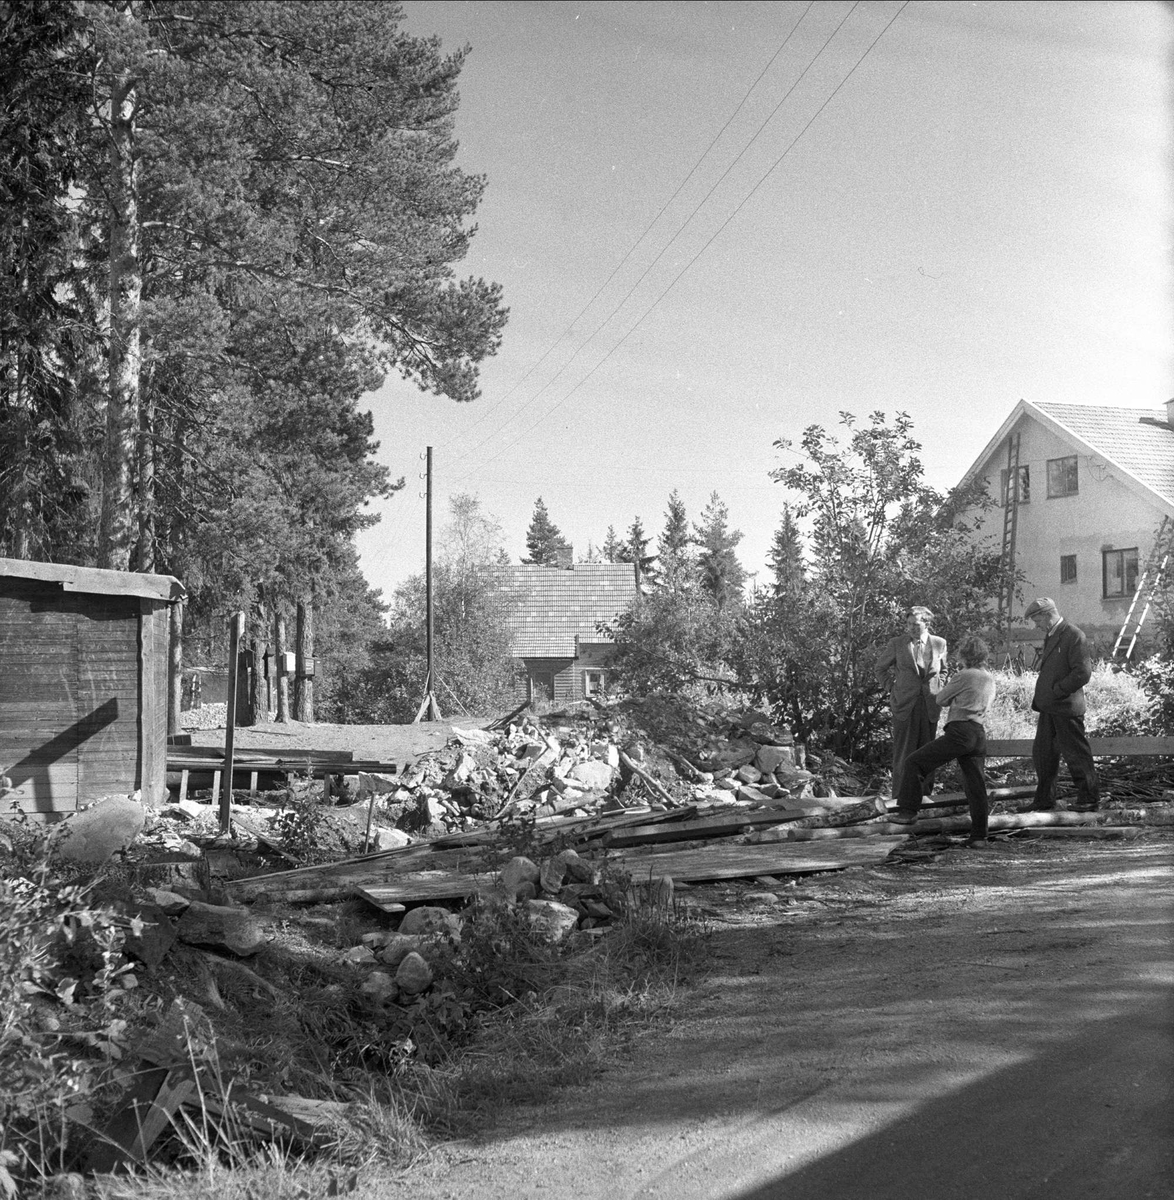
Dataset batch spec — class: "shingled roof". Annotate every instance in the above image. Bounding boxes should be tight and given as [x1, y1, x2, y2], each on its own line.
[498, 563, 638, 656]
[1033, 401, 1174, 504]
[965, 399, 1174, 514]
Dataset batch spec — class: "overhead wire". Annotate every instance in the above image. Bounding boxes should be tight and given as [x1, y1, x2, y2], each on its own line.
[438, 2, 816, 460]
[442, 3, 860, 473]
[456, 0, 910, 485]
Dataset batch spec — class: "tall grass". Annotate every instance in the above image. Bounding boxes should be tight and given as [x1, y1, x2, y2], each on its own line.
[984, 664, 1156, 741]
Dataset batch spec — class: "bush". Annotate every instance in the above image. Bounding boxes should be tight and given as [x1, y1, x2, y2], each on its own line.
[0, 831, 136, 1191]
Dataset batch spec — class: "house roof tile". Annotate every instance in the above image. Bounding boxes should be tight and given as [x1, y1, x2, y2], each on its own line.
[497, 563, 638, 656]
[1034, 402, 1174, 505]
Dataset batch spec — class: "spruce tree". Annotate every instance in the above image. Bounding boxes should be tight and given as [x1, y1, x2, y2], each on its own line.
[658, 490, 692, 589]
[601, 525, 624, 563]
[768, 506, 806, 600]
[523, 497, 570, 565]
[694, 491, 746, 608]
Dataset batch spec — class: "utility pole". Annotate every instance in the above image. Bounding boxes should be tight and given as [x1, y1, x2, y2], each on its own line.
[414, 445, 442, 723]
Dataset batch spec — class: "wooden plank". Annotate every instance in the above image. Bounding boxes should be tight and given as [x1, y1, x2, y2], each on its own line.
[987, 737, 1174, 758]
[607, 838, 908, 884]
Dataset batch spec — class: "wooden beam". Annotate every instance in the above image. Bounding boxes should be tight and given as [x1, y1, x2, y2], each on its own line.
[987, 736, 1174, 758]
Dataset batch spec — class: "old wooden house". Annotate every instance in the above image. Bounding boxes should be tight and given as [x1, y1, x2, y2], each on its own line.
[0, 559, 185, 818]
[497, 562, 639, 703]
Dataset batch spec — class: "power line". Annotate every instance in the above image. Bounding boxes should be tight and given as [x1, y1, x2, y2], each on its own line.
[439, 3, 816, 463]
[458, 1, 909, 484]
[444, 3, 859, 475]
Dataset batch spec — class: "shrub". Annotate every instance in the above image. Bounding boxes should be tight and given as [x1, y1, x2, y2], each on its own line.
[0, 831, 136, 1191]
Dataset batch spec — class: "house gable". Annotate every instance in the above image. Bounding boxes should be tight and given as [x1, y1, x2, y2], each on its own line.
[960, 401, 1174, 650]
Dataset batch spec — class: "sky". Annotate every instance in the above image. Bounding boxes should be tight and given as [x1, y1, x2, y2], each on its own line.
[355, 0, 1174, 602]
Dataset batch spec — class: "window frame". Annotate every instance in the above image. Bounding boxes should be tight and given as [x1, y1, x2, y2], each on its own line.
[1059, 554, 1077, 585]
[999, 464, 1030, 506]
[1102, 547, 1139, 599]
[582, 669, 606, 698]
[1046, 455, 1079, 498]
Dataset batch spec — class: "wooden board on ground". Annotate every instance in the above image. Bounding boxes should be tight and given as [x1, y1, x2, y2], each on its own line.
[606, 837, 908, 884]
[986, 737, 1174, 758]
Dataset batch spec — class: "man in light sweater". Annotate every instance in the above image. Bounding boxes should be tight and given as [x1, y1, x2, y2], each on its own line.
[890, 635, 998, 847]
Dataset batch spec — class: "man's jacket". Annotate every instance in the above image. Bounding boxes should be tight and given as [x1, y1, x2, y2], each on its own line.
[1032, 619, 1093, 716]
[875, 634, 947, 719]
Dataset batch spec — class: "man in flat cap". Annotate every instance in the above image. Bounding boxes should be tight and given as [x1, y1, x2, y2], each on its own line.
[1024, 597, 1099, 812]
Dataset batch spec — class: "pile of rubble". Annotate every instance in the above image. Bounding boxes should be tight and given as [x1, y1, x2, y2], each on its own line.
[347, 700, 870, 846]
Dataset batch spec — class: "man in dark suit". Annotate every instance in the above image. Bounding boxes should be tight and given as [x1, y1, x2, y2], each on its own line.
[875, 606, 948, 799]
[1025, 597, 1100, 812]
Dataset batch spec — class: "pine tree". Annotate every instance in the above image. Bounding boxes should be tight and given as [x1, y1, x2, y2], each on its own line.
[694, 491, 746, 608]
[523, 497, 570, 565]
[619, 517, 658, 587]
[601, 525, 624, 563]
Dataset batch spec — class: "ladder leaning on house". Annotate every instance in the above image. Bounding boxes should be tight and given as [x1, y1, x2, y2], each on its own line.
[996, 433, 1022, 666]
[1112, 515, 1174, 661]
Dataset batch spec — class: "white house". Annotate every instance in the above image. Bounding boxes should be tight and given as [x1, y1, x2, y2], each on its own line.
[960, 399, 1174, 653]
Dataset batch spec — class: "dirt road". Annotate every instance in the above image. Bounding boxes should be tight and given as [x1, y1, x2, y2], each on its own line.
[389, 835, 1174, 1200]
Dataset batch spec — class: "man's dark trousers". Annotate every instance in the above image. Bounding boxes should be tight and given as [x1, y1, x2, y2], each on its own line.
[1033, 712, 1100, 810]
[897, 719, 989, 839]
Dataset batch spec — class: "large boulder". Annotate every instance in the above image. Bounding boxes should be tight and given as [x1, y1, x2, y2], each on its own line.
[58, 796, 147, 864]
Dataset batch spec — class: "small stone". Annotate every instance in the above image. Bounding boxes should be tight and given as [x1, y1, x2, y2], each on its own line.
[378, 933, 423, 969]
[176, 900, 265, 956]
[341, 945, 376, 965]
[360, 971, 398, 1004]
[736, 764, 763, 785]
[744, 890, 780, 906]
[397, 906, 460, 937]
[368, 826, 411, 851]
[569, 760, 614, 790]
[540, 857, 567, 895]
[499, 856, 540, 898]
[525, 899, 579, 943]
[755, 745, 795, 774]
[395, 951, 433, 995]
[147, 888, 191, 915]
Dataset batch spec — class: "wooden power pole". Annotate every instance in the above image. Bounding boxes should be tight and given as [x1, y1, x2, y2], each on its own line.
[414, 445, 442, 723]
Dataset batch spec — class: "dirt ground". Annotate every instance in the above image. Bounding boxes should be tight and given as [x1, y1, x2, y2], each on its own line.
[187, 720, 1174, 1198]
[378, 833, 1174, 1200]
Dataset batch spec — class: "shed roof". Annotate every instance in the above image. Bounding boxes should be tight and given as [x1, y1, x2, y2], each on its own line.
[0, 558, 185, 602]
[498, 563, 638, 656]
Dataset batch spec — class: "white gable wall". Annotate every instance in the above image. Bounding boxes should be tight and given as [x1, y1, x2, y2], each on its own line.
[972, 411, 1169, 651]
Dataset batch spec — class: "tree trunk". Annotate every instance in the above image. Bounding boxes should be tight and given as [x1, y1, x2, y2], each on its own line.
[98, 62, 140, 570]
[136, 385, 154, 571]
[247, 634, 267, 725]
[274, 607, 289, 723]
[294, 598, 313, 723]
[167, 599, 183, 737]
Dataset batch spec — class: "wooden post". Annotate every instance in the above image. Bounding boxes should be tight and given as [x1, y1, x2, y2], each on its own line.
[167, 599, 183, 738]
[413, 446, 441, 723]
[221, 612, 245, 834]
[294, 598, 314, 723]
[274, 607, 289, 723]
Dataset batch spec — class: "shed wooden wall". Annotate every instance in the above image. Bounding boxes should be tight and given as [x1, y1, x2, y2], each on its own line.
[0, 578, 166, 816]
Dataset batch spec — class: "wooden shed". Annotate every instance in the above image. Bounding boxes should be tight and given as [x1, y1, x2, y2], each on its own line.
[0, 558, 185, 819]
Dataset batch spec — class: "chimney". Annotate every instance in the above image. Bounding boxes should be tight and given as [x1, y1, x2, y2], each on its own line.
[555, 545, 574, 569]
[1166, 398, 1174, 427]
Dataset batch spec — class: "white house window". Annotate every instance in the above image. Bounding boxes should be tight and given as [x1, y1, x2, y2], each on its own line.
[1103, 548, 1138, 598]
[1060, 554, 1077, 585]
[583, 670, 606, 697]
[1047, 456, 1079, 498]
[1000, 464, 1030, 505]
